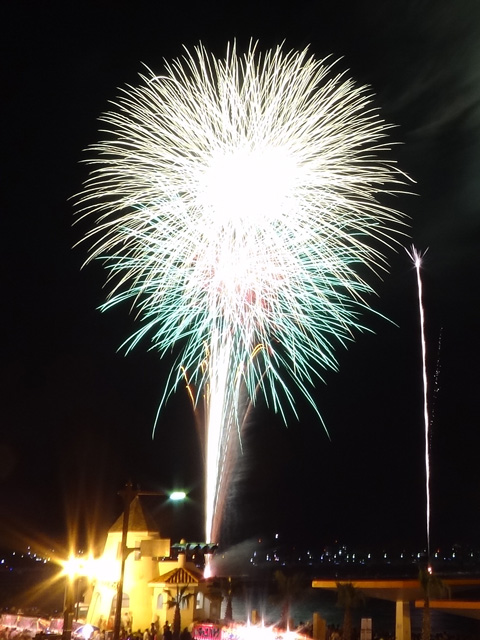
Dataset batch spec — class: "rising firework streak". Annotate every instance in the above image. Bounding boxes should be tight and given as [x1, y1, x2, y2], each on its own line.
[406, 245, 431, 560]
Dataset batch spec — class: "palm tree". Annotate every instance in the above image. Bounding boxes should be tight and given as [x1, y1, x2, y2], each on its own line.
[336, 582, 365, 640]
[273, 570, 306, 630]
[223, 577, 233, 623]
[164, 586, 194, 640]
[204, 578, 224, 620]
[418, 568, 450, 640]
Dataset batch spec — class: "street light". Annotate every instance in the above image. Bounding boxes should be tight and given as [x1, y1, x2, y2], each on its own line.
[61, 554, 95, 640]
[169, 491, 186, 502]
[112, 483, 186, 640]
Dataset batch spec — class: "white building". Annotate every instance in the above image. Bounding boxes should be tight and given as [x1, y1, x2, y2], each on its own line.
[86, 497, 221, 634]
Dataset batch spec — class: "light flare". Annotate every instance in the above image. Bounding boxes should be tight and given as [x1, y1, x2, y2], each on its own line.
[77, 42, 409, 544]
[193, 621, 311, 640]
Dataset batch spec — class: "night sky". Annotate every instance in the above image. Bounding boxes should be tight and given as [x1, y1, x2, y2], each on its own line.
[2, 1, 479, 556]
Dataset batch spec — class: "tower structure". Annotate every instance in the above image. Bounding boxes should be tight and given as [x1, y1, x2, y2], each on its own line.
[86, 497, 218, 633]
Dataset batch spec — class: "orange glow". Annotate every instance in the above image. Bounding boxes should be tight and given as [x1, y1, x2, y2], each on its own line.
[203, 553, 213, 579]
[181, 365, 196, 406]
[61, 553, 97, 580]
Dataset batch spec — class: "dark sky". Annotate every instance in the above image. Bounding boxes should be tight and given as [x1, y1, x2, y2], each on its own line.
[2, 1, 479, 556]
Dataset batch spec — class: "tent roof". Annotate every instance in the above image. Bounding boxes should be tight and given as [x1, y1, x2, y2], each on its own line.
[110, 496, 159, 534]
[150, 566, 203, 586]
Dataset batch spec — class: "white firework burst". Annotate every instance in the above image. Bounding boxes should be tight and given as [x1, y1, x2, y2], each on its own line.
[77, 42, 409, 542]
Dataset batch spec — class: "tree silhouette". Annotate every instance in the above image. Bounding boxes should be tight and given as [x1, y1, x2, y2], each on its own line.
[165, 586, 194, 640]
[224, 577, 233, 622]
[336, 582, 365, 640]
[273, 571, 307, 629]
[418, 568, 450, 640]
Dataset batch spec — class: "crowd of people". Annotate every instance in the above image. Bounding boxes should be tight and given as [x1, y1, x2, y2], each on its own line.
[106, 622, 192, 640]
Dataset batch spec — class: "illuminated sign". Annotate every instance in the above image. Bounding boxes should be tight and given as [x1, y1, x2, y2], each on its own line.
[192, 624, 222, 640]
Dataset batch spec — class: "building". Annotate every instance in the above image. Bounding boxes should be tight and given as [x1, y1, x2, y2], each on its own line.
[85, 497, 221, 634]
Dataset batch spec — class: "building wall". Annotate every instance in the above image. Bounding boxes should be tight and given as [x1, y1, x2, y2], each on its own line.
[87, 529, 163, 631]
[86, 531, 210, 633]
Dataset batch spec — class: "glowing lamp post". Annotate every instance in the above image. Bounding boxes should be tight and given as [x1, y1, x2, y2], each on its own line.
[62, 554, 95, 640]
[112, 483, 186, 640]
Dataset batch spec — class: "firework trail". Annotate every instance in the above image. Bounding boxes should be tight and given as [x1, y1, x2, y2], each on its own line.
[77, 42, 408, 544]
[430, 328, 442, 432]
[406, 245, 431, 559]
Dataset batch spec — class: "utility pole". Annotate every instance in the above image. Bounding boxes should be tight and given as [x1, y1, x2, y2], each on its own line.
[113, 483, 176, 640]
[62, 577, 75, 640]
[112, 481, 135, 640]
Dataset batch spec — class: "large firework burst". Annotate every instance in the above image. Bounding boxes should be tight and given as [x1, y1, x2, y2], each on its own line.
[77, 42, 408, 542]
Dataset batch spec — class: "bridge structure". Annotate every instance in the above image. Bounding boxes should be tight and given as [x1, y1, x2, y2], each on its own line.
[312, 577, 480, 640]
